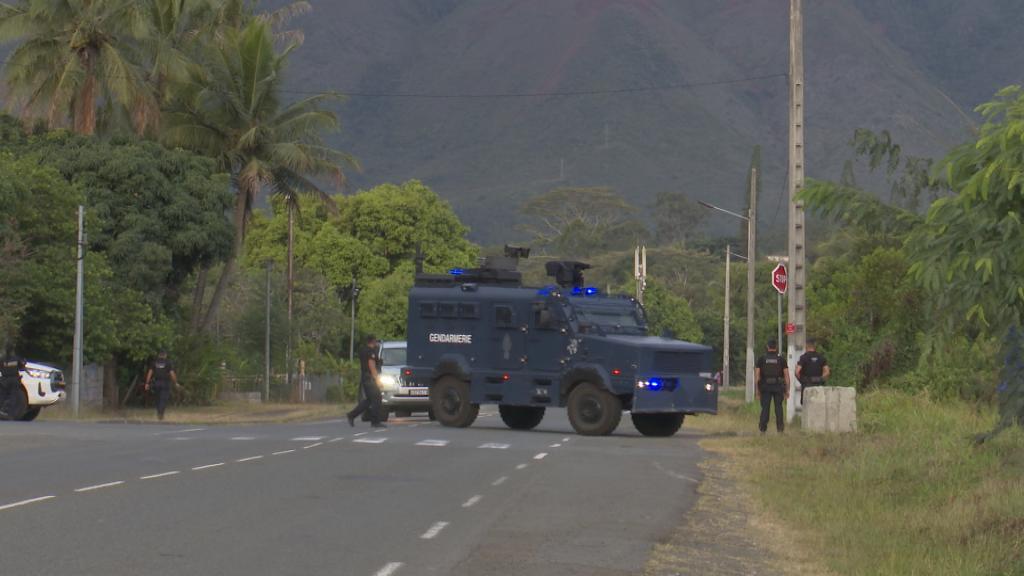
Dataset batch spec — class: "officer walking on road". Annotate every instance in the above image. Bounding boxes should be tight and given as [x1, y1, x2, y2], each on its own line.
[756, 339, 790, 434]
[0, 343, 26, 420]
[347, 335, 386, 429]
[796, 337, 830, 404]
[144, 350, 180, 421]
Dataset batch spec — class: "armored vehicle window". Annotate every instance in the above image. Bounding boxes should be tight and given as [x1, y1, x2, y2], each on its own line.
[419, 303, 437, 318]
[532, 302, 557, 330]
[437, 302, 457, 318]
[494, 305, 515, 328]
[458, 303, 479, 319]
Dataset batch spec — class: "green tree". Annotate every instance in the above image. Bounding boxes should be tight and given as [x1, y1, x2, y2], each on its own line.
[521, 186, 642, 258]
[162, 17, 356, 333]
[0, 0, 156, 135]
[641, 279, 703, 343]
[651, 191, 705, 247]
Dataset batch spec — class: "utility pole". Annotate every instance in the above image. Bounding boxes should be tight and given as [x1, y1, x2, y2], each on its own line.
[71, 205, 84, 418]
[723, 245, 731, 389]
[349, 277, 359, 361]
[787, 0, 807, 423]
[264, 261, 272, 403]
[634, 245, 647, 304]
[745, 167, 758, 403]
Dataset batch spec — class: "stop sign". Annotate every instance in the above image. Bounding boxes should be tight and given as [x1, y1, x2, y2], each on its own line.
[771, 263, 788, 294]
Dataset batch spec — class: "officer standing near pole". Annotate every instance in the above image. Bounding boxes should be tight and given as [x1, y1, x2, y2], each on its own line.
[796, 337, 830, 404]
[347, 334, 386, 428]
[755, 339, 790, 433]
[0, 343, 26, 420]
[144, 350, 180, 421]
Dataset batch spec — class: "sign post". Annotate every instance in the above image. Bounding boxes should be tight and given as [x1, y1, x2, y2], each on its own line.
[771, 263, 788, 349]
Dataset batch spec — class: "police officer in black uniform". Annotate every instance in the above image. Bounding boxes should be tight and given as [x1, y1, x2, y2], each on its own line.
[0, 343, 27, 421]
[796, 337, 830, 404]
[347, 335, 386, 428]
[144, 350, 179, 421]
[756, 339, 790, 433]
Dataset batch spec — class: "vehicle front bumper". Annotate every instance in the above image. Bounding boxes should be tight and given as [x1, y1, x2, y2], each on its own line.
[630, 374, 718, 414]
[381, 388, 432, 410]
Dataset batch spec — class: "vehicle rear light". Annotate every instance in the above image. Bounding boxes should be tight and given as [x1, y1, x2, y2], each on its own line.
[502, 374, 510, 381]
[611, 369, 622, 376]
[403, 369, 412, 376]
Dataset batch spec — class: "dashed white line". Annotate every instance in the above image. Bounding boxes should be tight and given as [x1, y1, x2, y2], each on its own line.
[420, 521, 450, 540]
[353, 437, 388, 444]
[179, 428, 205, 433]
[549, 443, 562, 448]
[236, 456, 263, 463]
[272, 449, 295, 456]
[562, 437, 571, 442]
[516, 464, 528, 470]
[303, 442, 324, 449]
[328, 437, 345, 443]
[170, 437, 195, 441]
[75, 481, 124, 493]
[492, 476, 508, 486]
[354, 432, 369, 437]
[192, 463, 225, 471]
[416, 439, 449, 447]
[291, 436, 324, 442]
[0, 495, 56, 511]
[374, 562, 404, 576]
[140, 471, 179, 480]
[534, 452, 548, 460]
[462, 495, 482, 508]
[479, 442, 510, 449]
[231, 436, 256, 441]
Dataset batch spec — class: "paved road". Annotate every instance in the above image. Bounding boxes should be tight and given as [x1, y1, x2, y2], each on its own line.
[0, 409, 707, 576]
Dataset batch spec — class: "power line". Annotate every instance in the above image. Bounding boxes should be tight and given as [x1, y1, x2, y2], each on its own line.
[278, 72, 788, 99]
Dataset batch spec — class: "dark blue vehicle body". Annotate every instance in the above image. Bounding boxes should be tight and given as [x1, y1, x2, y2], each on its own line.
[405, 258, 718, 436]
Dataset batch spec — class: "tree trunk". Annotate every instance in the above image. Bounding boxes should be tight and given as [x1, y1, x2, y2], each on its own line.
[73, 49, 97, 135]
[190, 266, 209, 332]
[200, 183, 251, 332]
[103, 356, 118, 411]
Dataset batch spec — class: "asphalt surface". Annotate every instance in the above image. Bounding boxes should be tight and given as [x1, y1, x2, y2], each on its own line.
[0, 408, 708, 576]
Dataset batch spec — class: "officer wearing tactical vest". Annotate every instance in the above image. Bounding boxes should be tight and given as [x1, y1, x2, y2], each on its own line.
[756, 339, 790, 433]
[0, 343, 26, 420]
[796, 337, 830, 404]
[144, 350, 179, 421]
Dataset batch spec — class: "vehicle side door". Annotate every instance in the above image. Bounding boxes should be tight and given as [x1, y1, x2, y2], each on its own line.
[492, 302, 526, 371]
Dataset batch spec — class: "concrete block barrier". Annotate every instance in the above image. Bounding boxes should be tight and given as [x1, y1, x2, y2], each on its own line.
[803, 386, 857, 433]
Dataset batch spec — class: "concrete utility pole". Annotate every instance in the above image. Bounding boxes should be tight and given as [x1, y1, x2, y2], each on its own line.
[787, 0, 807, 423]
[723, 245, 731, 389]
[71, 205, 84, 418]
[349, 277, 358, 361]
[745, 168, 758, 403]
[264, 261, 272, 402]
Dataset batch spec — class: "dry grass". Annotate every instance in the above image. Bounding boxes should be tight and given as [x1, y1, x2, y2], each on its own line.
[38, 402, 350, 425]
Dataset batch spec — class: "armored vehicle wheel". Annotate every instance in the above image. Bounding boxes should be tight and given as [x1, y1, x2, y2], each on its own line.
[394, 409, 412, 418]
[19, 407, 41, 422]
[567, 382, 622, 436]
[427, 408, 436, 421]
[499, 405, 545, 430]
[0, 387, 27, 421]
[431, 377, 479, 428]
[631, 413, 685, 437]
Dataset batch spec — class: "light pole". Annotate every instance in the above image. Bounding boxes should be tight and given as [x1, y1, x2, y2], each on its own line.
[264, 260, 272, 403]
[71, 205, 85, 418]
[723, 245, 731, 389]
[699, 199, 757, 403]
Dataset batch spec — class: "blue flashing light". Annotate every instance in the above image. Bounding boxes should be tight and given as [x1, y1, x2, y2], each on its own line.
[448, 268, 465, 276]
[584, 286, 600, 296]
[571, 286, 584, 296]
[647, 378, 663, 391]
[537, 285, 558, 296]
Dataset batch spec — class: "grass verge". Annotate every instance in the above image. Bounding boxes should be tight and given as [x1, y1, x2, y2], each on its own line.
[38, 402, 351, 425]
[689, 388, 1024, 576]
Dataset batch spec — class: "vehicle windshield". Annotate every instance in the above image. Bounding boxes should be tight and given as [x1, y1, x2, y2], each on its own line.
[381, 347, 407, 365]
[569, 301, 647, 334]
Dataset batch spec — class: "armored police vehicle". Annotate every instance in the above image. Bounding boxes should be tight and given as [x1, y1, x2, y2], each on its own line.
[404, 249, 717, 436]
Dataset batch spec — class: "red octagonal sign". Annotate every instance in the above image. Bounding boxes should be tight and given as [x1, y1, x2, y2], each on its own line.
[771, 263, 788, 295]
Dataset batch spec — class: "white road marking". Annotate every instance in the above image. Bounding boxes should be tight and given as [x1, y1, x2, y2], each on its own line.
[328, 437, 345, 443]
[420, 521, 450, 540]
[653, 461, 700, 484]
[179, 428, 205, 433]
[492, 476, 508, 486]
[534, 452, 548, 460]
[170, 437, 195, 441]
[291, 436, 324, 442]
[416, 439, 449, 447]
[303, 442, 323, 449]
[153, 427, 206, 436]
[479, 442, 510, 450]
[354, 432, 369, 437]
[562, 437, 571, 442]
[231, 436, 256, 441]
[353, 437, 388, 444]
[140, 471, 179, 480]
[192, 463, 225, 471]
[0, 495, 56, 511]
[75, 481, 124, 493]
[549, 443, 562, 448]
[516, 464, 528, 470]
[373, 562, 404, 576]
[462, 495, 482, 508]
[236, 456, 263, 463]
[272, 449, 295, 456]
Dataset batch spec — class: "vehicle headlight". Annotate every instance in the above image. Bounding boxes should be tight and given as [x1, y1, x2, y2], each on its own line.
[24, 368, 50, 379]
[379, 374, 398, 390]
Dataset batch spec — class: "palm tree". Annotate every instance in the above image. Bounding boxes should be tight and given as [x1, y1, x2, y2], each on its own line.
[0, 0, 157, 135]
[162, 17, 357, 334]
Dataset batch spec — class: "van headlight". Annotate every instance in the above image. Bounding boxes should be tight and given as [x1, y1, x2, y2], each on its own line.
[378, 374, 398, 390]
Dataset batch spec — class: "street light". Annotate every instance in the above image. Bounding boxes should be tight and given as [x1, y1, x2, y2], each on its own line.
[699, 182, 757, 404]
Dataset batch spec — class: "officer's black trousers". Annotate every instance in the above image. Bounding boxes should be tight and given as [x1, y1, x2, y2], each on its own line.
[154, 383, 170, 420]
[348, 378, 383, 424]
[759, 389, 785, 433]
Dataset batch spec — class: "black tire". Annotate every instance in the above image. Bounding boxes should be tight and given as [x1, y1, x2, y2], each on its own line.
[631, 413, 685, 437]
[394, 409, 412, 418]
[431, 376, 479, 428]
[499, 405, 546, 430]
[19, 407, 41, 422]
[567, 382, 622, 436]
[427, 409, 436, 421]
[377, 405, 390, 422]
[0, 387, 27, 422]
